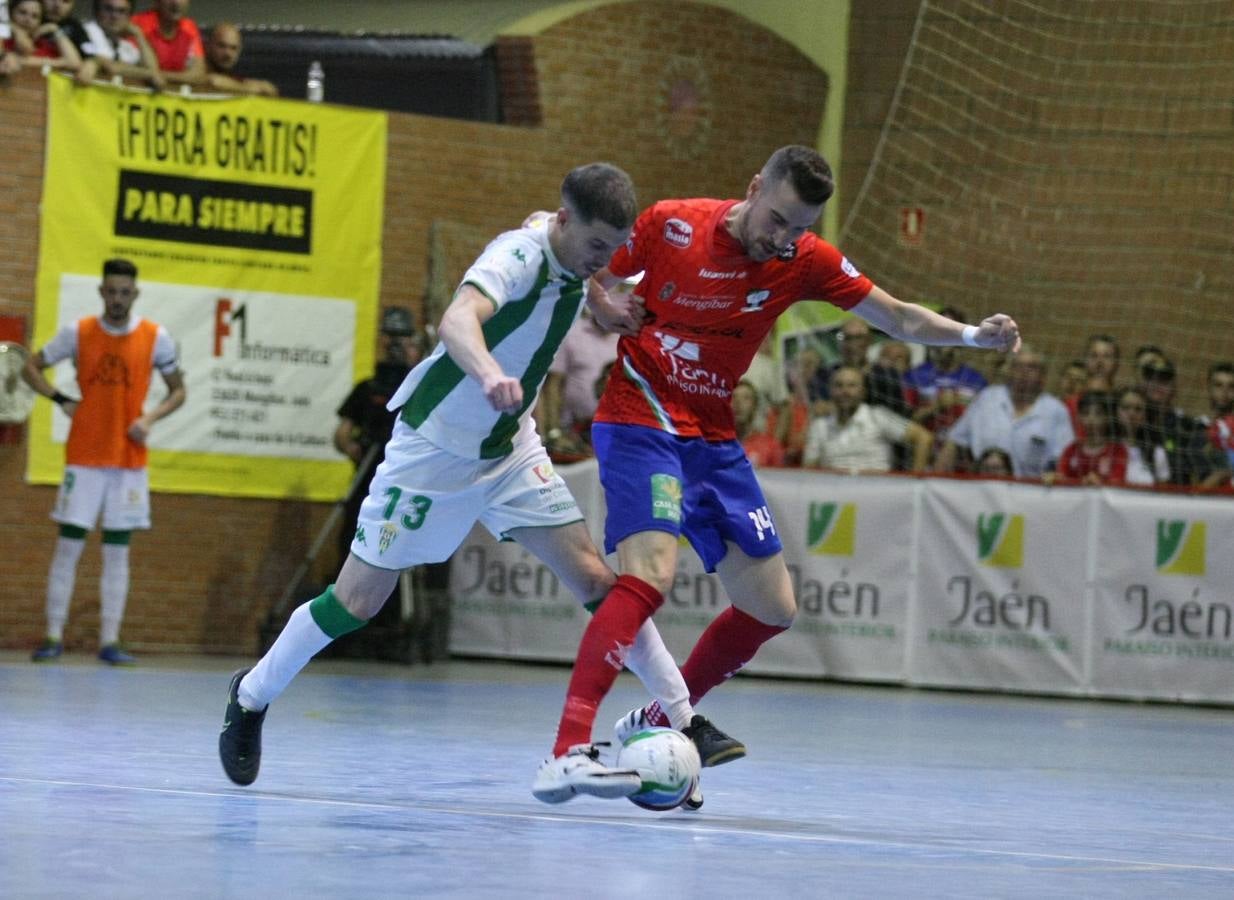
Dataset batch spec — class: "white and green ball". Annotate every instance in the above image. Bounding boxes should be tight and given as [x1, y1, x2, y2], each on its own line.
[616, 727, 701, 811]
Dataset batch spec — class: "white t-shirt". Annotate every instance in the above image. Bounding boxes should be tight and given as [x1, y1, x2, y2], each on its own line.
[387, 221, 586, 459]
[82, 20, 143, 65]
[1124, 442, 1170, 485]
[948, 384, 1074, 477]
[802, 403, 910, 472]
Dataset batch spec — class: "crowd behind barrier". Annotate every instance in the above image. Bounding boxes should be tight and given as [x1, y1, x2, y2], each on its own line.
[0, 0, 276, 96]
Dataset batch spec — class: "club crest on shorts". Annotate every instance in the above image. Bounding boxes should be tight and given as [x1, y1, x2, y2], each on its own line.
[378, 522, 398, 555]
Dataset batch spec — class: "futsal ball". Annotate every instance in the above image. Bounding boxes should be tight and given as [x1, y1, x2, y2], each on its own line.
[616, 727, 701, 811]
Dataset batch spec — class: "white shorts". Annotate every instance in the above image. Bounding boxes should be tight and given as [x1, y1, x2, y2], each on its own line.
[350, 419, 584, 570]
[52, 465, 151, 531]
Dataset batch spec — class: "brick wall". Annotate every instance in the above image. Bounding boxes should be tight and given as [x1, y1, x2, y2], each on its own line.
[0, 2, 826, 653]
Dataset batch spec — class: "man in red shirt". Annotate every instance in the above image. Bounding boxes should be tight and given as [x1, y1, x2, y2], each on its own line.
[130, 0, 202, 79]
[534, 145, 1022, 805]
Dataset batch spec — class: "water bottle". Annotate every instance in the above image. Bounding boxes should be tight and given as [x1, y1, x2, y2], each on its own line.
[306, 60, 324, 103]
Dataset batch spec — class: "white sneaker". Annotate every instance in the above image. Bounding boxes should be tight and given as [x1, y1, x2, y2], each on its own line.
[613, 700, 672, 745]
[683, 781, 704, 811]
[532, 744, 642, 804]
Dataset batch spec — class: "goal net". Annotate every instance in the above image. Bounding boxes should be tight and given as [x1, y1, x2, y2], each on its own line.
[838, 0, 1234, 411]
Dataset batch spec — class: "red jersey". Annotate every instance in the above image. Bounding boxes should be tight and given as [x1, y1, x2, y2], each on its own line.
[1057, 441, 1128, 483]
[596, 198, 873, 440]
[130, 10, 203, 72]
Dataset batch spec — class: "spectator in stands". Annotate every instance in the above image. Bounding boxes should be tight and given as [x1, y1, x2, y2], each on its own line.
[1064, 333, 1120, 436]
[1138, 357, 1199, 485]
[4, 0, 81, 68]
[76, 0, 162, 88]
[202, 21, 276, 96]
[773, 342, 822, 465]
[802, 365, 932, 473]
[1050, 391, 1127, 485]
[536, 276, 632, 460]
[130, 0, 201, 82]
[733, 378, 785, 467]
[975, 447, 1014, 477]
[903, 305, 987, 458]
[743, 331, 788, 412]
[1134, 344, 1168, 373]
[1081, 334, 1119, 391]
[1191, 362, 1234, 489]
[810, 317, 911, 418]
[1057, 359, 1088, 400]
[1115, 386, 1170, 486]
[935, 345, 1073, 477]
[40, 0, 88, 55]
[877, 339, 912, 376]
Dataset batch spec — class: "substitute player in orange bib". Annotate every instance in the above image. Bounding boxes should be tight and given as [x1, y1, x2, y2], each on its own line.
[22, 258, 186, 664]
[538, 146, 1021, 801]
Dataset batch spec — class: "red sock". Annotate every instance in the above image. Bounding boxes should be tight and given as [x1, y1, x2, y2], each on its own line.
[551, 575, 663, 756]
[680, 606, 786, 704]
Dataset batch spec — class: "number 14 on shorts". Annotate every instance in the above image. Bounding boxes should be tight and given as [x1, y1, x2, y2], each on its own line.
[747, 505, 775, 542]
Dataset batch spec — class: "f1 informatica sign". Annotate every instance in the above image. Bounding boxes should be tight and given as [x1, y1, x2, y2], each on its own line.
[28, 76, 387, 499]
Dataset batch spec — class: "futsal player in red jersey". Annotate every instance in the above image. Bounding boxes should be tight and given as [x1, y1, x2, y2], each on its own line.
[533, 145, 1022, 804]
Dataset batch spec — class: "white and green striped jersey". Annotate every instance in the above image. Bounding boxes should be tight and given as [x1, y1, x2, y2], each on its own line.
[386, 220, 586, 459]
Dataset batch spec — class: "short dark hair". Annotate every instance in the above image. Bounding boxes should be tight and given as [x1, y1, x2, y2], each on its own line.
[1085, 333, 1119, 359]
[561, 163, 637, 230]
[1077, 389, 1114, 417]
[1209, 361, 1234, 382]
[102, 258, 138, 279]
[761, 145, 834, 206]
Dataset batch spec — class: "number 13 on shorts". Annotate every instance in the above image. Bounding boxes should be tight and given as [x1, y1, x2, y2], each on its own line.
[747, 505, 776, 542]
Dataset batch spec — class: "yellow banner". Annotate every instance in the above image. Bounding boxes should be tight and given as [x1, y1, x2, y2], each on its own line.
[30, 76, 387, 500]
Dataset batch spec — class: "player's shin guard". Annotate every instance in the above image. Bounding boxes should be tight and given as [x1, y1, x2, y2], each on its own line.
[680, 606, 786, 704]
[551, 575, 663, 757]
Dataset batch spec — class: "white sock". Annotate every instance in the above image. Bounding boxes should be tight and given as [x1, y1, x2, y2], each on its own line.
[100, 543, 129, 646]
[46, 536, 86, 641]
[239, 602, 332, 711]
[625, 619, 694, 729]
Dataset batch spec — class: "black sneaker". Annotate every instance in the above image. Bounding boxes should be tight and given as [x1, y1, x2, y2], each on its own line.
[682, 714, 746, 768]
[219, 667, 267, 786]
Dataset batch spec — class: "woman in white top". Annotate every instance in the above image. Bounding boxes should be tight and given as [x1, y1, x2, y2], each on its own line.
[1115, 386, 1170, 485]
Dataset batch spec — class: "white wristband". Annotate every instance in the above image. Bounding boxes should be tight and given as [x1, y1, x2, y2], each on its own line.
[961, 324, 980, 348]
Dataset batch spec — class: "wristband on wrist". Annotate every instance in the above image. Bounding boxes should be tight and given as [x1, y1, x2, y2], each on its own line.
[960, 324, 980, 348]
[51, 391, 72, 406]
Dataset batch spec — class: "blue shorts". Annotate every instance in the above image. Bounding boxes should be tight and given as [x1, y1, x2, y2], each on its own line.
[591, 422, 783, 572]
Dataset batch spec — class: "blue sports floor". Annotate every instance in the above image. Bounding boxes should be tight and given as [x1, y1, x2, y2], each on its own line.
[3, 652, 1233, 898]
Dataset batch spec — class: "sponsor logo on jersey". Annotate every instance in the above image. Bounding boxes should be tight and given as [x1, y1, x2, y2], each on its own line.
[671, 295, 732, 311]
[664, 218, 693, 248]
[740, 289, 771, 313]
[841, 256, 861, 277]
[699, 268, 745, 280]
[659, 281, 676, 301]
[776, 242, 798, 261]
[532, 462, 555, 484]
